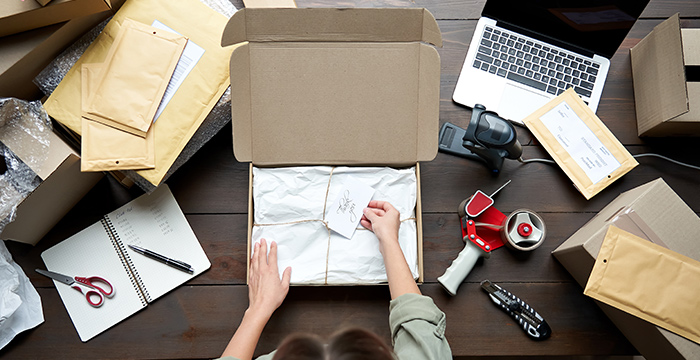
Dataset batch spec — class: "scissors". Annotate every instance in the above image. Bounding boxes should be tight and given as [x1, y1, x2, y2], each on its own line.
[36, 269, 115, 308]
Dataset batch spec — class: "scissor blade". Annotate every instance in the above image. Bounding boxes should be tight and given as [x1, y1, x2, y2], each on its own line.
[35, 269, 74, 286]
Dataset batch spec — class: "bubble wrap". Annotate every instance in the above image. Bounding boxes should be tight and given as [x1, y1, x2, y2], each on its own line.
[0, 98, 50, 233]
[33, 0, 238, 193]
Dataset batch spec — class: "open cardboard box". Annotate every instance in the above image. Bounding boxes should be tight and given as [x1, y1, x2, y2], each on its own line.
[630, 13, 700, 136]
[0, 0, 112, 38]
[552, 178, 700, 360]
[1, 130, 103, 245]
[221, 7, 442, 284]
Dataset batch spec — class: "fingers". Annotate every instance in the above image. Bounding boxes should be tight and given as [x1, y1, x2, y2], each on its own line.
[281, 266, 292, 287]
[360, 218, 372, 230]
[368, 200, 397, 213]
[363, 207, 379, 223]
[257, 238, 268, 270]
[251, 241, 260, 275]
[269, 241, 279, 272]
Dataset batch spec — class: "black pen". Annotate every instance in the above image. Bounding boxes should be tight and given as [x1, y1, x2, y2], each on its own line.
[128, 245, 194, 274]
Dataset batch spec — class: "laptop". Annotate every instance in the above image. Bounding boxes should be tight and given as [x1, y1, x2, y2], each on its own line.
[452, 0, 650, 124]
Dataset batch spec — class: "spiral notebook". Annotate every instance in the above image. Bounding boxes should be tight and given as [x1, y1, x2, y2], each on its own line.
[41, 184, 210, 342]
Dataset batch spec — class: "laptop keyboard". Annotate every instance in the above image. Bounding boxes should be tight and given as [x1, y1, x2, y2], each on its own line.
[473, 26, 600, 100]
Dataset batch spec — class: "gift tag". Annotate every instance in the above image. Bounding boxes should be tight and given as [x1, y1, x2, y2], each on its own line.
[326, 181, 375, 239]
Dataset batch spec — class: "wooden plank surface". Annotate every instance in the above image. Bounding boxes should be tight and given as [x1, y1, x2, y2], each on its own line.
[3, 0, 700, 358]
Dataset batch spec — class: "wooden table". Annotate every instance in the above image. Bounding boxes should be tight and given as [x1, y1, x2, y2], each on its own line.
[3, 0, 700, 358]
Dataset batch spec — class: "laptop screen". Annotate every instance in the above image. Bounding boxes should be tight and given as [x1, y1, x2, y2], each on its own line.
[483, 0, 649, 59]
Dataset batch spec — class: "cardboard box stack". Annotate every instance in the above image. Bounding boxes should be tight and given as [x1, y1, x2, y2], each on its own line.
[221, 7, 443, 284]
[0, 0, 125, 100]
[552, 178, 700, 360]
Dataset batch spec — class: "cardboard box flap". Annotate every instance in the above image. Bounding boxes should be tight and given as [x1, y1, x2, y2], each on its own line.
[682, 29, 700, 66]
[227, 8, 441, 166]
[630, 13, 688, 131]
[230, 41, 440, 165]
[221, 8, 442, 47]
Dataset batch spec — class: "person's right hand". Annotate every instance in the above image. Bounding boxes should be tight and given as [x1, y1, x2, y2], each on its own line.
[361, 200, 401, 248]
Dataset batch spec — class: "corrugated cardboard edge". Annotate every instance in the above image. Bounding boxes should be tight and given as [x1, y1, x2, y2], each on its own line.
[245, 164, 424, 285]
[0, 9, 114, 100]
[415, 162, 424, 284]
[417, 45, 440, 162]
[229, 43, 252, 163]
[221, 8, 442, 47]
[0, 0, 112, 38]
[630, 13, 700, 137]
[0, 154, 103, 245]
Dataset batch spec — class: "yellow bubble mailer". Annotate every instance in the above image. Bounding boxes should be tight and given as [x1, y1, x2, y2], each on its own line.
[81, 63, 156, 171]
[45, 0, 235, 186]
[585, 226, 700, 345]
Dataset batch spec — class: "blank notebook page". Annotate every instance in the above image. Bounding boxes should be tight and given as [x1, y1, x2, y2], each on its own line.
[41, 185, 209, 342]
[107, 185, 210, 302]
[41, 220, 146, 342]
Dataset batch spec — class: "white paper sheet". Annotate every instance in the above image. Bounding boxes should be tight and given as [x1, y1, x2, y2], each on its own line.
[252, 166, 418, 284]
[150, 20, 206, 122]
[0, 240, 44, 349]
[539, 101, 621, 184]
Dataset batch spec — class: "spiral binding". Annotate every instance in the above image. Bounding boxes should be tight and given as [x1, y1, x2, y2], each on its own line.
[101, 217, 151, 305]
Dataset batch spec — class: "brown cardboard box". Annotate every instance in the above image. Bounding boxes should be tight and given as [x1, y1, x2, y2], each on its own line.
[552, 178, 700, 360]
[630, 13, 700, 136]
[0, 9, 115, 100]
[0, 0, 111, 38]
[0, 131, 103, 245]
[221, 8, 442, 284]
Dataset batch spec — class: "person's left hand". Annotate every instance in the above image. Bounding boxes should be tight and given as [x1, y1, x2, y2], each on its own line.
[248, 238, 292, 319]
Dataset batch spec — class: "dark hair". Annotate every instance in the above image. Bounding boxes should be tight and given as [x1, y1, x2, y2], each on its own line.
[272, 328, 394, 360]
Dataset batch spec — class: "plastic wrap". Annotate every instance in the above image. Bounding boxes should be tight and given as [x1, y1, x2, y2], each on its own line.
[0, 98, 51, 233]
[33, 0, 237, 192]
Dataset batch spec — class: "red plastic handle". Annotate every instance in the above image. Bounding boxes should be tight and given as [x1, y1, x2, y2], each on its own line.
[71, 286, 104, 307]
[75, 276, 115, 298]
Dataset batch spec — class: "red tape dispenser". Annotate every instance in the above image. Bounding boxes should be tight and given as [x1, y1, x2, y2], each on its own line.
[438, 181, 546, 296]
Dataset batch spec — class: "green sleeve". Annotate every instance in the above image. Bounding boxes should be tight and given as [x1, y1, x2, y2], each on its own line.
[389, 293, 452, 360]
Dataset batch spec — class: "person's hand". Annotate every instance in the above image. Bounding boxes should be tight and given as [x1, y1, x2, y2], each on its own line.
[361, 200, 401, 249]
[248, 238, 292, 320]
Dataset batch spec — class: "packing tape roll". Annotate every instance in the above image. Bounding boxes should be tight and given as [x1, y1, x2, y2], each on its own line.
[501, 209, 546, 252]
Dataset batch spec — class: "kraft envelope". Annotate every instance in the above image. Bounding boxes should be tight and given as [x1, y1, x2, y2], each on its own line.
[523, 89, 637, 200]
[81, 63, 155, 172]
[82, 18, 186, 138]
[584, 226, 700, 344]
[44, 0, 236, 186]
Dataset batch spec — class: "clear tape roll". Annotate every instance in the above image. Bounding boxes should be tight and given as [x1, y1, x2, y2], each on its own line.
[501, 209, 546, 252]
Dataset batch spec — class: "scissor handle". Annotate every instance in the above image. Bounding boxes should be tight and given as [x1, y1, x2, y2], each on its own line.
[75, 276, 115, 298]
[71, 286, 104, 308]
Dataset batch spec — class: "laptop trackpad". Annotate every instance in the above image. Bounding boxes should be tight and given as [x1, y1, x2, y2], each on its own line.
[499, 84, 551, 122]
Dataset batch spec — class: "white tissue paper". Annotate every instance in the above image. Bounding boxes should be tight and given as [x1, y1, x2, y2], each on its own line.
[252, 166, 418, 284]
[0, 240, 43, 349]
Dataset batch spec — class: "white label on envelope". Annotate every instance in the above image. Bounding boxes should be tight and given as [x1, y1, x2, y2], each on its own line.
[326, 181, 375, 239]
[540, 101, 620, 184]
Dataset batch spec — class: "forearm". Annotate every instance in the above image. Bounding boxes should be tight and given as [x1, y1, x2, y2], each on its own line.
[221, 308, 270, 360]
[381, 240, 421, 300]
